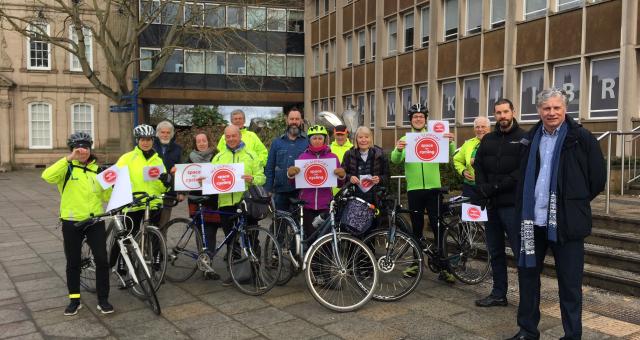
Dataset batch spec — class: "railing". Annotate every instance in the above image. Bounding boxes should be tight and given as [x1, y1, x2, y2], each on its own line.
[597, 130, 640, 214]
[390, 175, 405, 206]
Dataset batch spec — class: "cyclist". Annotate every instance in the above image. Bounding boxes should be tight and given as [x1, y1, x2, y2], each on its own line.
[453, 116, 490, 199]
[390, 103, 457, 283]
[41, 132, 114, 315]
[329, 125, 352, 195]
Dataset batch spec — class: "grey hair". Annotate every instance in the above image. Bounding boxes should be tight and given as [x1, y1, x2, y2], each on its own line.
[354, 126, 373, 148]
[536, 88, 568, 108]
[156, 120, 175, 138]
[473, 116, 490, 127]
[230, 109, 246, 120]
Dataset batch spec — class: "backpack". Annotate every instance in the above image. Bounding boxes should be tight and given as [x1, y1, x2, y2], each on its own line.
[241, 185, 272, 221]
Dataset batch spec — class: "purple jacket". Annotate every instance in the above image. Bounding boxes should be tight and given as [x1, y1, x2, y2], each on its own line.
[291, 145, 344, 211]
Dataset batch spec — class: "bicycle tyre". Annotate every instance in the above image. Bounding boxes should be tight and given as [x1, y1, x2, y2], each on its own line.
[128, 243, 162, 315]
[305, 233, 378, 312]
[163, 218, 200, 282]
[228, 226, 282, 296]
[443, 221, 490, 285]
[131, 226, 167, 297]
[79, 238, 97, 293]
[271, 216, 297, 286]
[362, 229, 423, 302]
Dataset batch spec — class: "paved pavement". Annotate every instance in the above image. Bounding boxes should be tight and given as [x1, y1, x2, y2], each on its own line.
[0, 170, 639, 340]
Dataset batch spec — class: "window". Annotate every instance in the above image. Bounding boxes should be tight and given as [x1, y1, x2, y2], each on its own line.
[247, 7, 266, 30]
[267, 54, 286, 76]
[164, 49, 184, 73]
[184, 50, 205, 73]
[369, 93, 376, 127]
[321, 99, 329, 111]
[287, 55, 304, 77]
[205, 4, 225, 28]
[401, 87, 412, 125]
[29, 102, 52, 149]
[358, 30, 365, 64]
[525, 0, 547, 20]
[140, 0, 161, 24]
[27, 23, 51, 70]
[466, 0, 482, 34]
[490, 0, 506, 28]
[312, 101, 319, 115]
[330, 98, 336, 111]
[330, 40, 336, 70]
[520, 68, 544, 121]
[161, 2, 180, 25]
[247, 53, 266, 76]
[442, 81, 456, 123]
[140, 48, 159, 71]
[69, 26, 93, 71]
[288, 10, 304, 32]
[370, 26, 376, 60]
[228, 53, 246, 74]
[205, 51, 225, 74]
[185, 3, 204, 26]
[323, 43, 329, 72]
[444, 0, 458, 41]
[315, 0, 320, 18]
[558, 0, 582, 11]
[589, 57, 619, 118]
[313, 46, 320, 74]
[420, 7, 430, 47]
[344, 96, 353, 110]
[227, 6, 245, 29]
[386, 90, 396, 126]
[418, 84, 428, 107]
[357, 94, 365, 125]
[487, 74, 503, 121]
[71, 103, 93, 136]
[387, 19, 397, 56]
[324, 0, 329, 14]
[553, 63, 580, 118]
[404, 12, 414, 52]
[345, 34, 353, 66]
[463, 78, 480, 123]
[267, 8, 287, 31]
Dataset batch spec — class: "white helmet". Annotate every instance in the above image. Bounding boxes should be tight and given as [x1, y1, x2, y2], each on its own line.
[133, 124, 155, 139]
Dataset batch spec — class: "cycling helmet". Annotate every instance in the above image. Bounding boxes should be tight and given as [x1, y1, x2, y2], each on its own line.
[407, 103, 429, 119]
[307, 125, 329, 137]
[67, 131, 93, 150]
[133, 124, 155, 139]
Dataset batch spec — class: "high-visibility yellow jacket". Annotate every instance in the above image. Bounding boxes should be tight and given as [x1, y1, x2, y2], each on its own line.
[116, 147, 167, 211]
[330, 139, 353, 195]
[211, 143, 266, 208]
[453, 137, 481, 185]
[217, 128, 268, 168]
[41, 157, 110, 221]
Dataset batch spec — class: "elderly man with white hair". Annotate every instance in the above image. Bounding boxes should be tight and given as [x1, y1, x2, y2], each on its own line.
[453, 116, 490, 198]
[217, 109, 268, 167]
[153, 120, 184, 226]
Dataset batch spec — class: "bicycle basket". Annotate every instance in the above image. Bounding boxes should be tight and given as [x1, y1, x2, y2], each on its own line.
[339, 198, 375, 235]
[241, 185, 271, 220]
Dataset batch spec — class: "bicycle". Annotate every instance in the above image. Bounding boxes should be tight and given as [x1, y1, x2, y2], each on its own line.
[270, 184, 379, 312]
[162, 196, 282, 296]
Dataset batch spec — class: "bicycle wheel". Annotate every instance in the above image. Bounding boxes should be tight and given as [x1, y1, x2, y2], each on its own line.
[362, 229, 423, 301]
[127, 244, 162, 315]
[228, 226, 282, 296]
[131, 227, 166, 297]
[271, 216, 297, 286]
[79, 238, 97, 293]
[443, 221, 490, 284]
[163, 218, 200, 282]
[305, 233, 378, 312]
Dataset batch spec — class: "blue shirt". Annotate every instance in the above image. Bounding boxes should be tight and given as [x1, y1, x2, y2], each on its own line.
[533, 124, 563, 226]
[264, 133, 308, 193]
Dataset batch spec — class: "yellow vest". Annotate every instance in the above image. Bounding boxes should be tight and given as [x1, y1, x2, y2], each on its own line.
[116, 147, 167, 211]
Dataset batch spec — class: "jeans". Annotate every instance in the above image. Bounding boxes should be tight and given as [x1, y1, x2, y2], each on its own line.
[273, 190, 299, 212]
[485, 206, 520, 298]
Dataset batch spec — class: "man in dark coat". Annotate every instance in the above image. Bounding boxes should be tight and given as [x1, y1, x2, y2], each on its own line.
[153, 120, 183, 227]
[507, 88, 605, 340]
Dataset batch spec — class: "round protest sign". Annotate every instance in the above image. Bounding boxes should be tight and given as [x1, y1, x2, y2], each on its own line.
[103, 169, 118, 185]
[432, 122, 446, 133]
[304, 164, 328, 187]
[148, 167, 161, 179]
[212, 168, 235, 192]
[467, 206, 482, 220]
[181, 164, 202, 190]
[414, 137, 440, 162]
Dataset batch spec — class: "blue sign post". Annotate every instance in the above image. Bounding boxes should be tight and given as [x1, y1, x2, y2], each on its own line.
[109, 79, 140, 127]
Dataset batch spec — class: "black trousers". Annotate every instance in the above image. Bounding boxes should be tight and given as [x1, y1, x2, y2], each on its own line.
[517, 227, 584, 340]
[407, 189, 442, 247]
[62, 220, 109, 302]
[485, 206, 520, 298]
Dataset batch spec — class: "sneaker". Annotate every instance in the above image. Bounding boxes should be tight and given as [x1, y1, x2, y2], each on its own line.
[97, 301, 114, 314]
[403, 265, 420, 278]
[64, 299, 82, 316]
[221, 277, 234, 287]
[438, 270, 456, 284]
[204, 271, 220, 280]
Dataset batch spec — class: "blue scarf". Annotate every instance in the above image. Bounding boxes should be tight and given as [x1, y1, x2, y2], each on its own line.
[518, 123, 568, 268]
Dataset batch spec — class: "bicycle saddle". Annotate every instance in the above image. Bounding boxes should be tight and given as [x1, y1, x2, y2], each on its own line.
[288, 197, 307, 206]
[189, 196, 211, 204]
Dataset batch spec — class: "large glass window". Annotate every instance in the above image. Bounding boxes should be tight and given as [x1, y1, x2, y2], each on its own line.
[418, 84, 428, 107]
[558, 0, 582, 11]
[140, 0, 161, 24]
[553, 63, 580, 118]
[487, 74, 503, 121]
[205, 51, 225, 74]
[161, 2, 180, 25]
[370, 26, 376, 60]
[27, 23, 50, 70]
[387, 19, 397, 56]
[70, 27, 93, 71]
[288, 10, 304, 32]
[185, 3, 204, 26]
[227, 6, 245, 29]
[345, 34, 353, 66]
[404, 12, 414, 52]
[401, 87, 412, 125]
[184, 50, 205, 73]
[268, 54, 286, 76]
[267, 8, 287, 31]
[369, 93, 376, 127]
[525, 0, 547, 20]
[247, 53, 266, 76]
[228, 53, 246, 74]
[590, 57, 620, 118]
[287, 55, 304, 77]
[205, 4, 225, 28]
[29, 102, 52, 149]
[386, 90, 396, 126]
[491, 0, 506, 28]
[140, 48, 159, 71]
[463, 78, 480, 123]
[247, 7, 266, 30]
[520, 68, 544, 121]
[444, 0, 458, 41]
[466, 0, 482, 34]
[164, 49, 184, 73]
[420, 7, 430, 47]
[442, 81, 456, 123]
[71, 103, 93, 136]
[358, 30, 365, 64]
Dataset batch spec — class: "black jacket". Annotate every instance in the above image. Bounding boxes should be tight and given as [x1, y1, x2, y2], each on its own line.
[515, 116, 605, 243]
[473, 119, 527, 208]
[342, 145, 389, 202]
[153, 138, 183, 193]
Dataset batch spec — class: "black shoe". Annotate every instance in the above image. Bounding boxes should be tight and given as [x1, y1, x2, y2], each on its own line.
[221, 277, 233, 286]
[204, 271, 220, 280]
[475, 295, 508, 307]
[97, 301, 114, 314]
[64, 299, 82, 316]
[505, 333, 538, 340]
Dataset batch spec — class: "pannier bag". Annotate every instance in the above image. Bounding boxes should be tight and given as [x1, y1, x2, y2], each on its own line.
[242, 185, 272, 220]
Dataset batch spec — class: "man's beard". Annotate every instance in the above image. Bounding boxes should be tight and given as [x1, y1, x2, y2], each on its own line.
[287, 125, 301, 136]
[499, 119, 513, 130]
[159, 138, 171, 145]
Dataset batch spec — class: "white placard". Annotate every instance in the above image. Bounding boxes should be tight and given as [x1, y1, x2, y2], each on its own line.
[106, 166, 133, 212]
[405, 133, 450, 163]
[96, 164, 119, 189]
[428, 120, 450, 134]
[294, 159, 337, 189]
[174, 163, 212, 191]
[358, 175, 374, 193]
[143, 165, 165, 182]
[461, 203, 488, 222]
[202, 163, 245, 195]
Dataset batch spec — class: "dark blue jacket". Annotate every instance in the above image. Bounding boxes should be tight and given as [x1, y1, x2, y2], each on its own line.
[265, 133, 307, 193]
[153, 138, 183, 193]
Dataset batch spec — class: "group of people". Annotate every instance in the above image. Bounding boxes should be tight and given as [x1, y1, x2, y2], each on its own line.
[42, 88, 605, 340]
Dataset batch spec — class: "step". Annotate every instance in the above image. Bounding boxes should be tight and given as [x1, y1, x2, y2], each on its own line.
[592, 214, 640, 234]
[583, 243, 640, 275]
[587, 228, 640, 253]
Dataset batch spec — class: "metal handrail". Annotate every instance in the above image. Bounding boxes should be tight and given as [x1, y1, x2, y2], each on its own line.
[598, 131, 640, 214]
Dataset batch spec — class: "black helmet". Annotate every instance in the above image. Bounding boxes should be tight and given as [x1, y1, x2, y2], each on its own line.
[133, 124, 155, 139]
[407, 103, 428, 119]
[67, 131, 93, 150]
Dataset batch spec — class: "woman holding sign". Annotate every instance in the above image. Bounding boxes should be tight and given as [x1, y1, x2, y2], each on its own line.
[341, 126, 389, 204]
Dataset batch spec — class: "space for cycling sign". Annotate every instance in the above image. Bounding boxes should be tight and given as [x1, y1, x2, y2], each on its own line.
[405, 133, 449, 163]
[294, 159, 337, 189]
[202, 163, 245, 195]
[461, 203, 488, 222]
[143, 165, 165, 182]
[174, 163, 212, 191]
[428, 120, 450, 134]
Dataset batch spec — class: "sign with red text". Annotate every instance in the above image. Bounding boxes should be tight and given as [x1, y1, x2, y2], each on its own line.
[97, 164, 120, 189]
[106, 166, 133, 212]
[294, 159, 337, 189]
[143, 165, 165, 182]
[428, 120, 450, 134]
[405, 133, 449, 163]
[461, 203, 488, 222]
[358, 175, 374, 193]
[202, 163, 245, 195]
[174, 163, 213, 191]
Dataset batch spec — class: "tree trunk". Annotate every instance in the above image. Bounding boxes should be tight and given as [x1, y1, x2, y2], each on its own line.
[118, 112, 133, 153]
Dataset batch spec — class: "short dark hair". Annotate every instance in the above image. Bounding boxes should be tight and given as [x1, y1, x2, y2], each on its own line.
[286, 106, 302, 117]
[494, 98, 514, 111]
